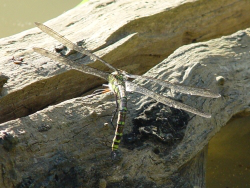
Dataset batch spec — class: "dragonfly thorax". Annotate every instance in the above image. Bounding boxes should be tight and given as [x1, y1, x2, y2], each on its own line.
[108, 71, 126, 93]
[108, 70, 127, 96]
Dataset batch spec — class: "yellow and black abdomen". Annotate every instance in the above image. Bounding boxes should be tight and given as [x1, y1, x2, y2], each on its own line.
[108, 73, 128, 151]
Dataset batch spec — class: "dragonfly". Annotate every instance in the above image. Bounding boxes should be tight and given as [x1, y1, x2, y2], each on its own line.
[33, 22, 220, 159]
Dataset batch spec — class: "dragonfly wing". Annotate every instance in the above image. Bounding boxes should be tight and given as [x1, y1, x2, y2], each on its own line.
[35, 22, 117, 72]
[126, 81, 212, 118]
[125, 73, 220, 98]
[33, 47, 109, 81]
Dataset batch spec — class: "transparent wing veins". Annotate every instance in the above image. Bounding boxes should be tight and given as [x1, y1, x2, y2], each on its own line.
[125, 73, 220, 98]
[35, 22, 117, 72]
[33, 47, 109, 81]
[126, 81, 212, 118]
[33, 22, 220, 119]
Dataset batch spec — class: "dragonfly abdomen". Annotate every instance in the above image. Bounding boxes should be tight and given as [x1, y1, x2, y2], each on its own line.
[112, 96, 127, 151]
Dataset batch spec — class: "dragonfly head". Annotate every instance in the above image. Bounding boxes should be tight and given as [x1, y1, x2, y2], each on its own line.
[111, 70, 130, 80]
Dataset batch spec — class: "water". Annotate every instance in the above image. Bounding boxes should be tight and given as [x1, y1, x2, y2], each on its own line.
[0, 0, 82, 38]
[207, 116, 250, 188]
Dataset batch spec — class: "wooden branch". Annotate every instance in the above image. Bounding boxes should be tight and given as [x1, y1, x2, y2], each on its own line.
[0, 0, 250, 187]
[1, 0, 250, 124]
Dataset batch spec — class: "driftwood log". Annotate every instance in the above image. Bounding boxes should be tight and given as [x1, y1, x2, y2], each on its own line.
[0, 0, 250, 187]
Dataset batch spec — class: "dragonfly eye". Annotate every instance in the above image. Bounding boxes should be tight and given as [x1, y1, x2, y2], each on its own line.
[111, 71, 119, 75]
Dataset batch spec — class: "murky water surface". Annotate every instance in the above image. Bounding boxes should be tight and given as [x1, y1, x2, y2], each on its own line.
[0, 0, 81, 38]
[207, 116, 250, 188]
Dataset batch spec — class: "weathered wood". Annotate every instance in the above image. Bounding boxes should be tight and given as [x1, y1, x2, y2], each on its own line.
[1, 0, 250, 123]
[0, 74, 8, 94]
[177, 145, 208, 188]
[1, 0, 250, 187]
[1, 27, 250, 187]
